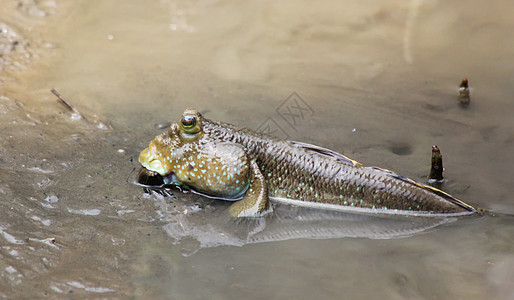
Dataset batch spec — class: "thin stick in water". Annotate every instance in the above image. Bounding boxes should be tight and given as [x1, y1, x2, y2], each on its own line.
[51, 88, 75, 112]
[51, 88, 85, 120]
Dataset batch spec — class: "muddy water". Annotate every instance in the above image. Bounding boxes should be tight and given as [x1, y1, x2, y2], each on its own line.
[1, 0, 513, 298]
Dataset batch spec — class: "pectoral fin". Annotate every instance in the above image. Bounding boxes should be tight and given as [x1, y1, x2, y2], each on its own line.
[229, 159, 271, 218]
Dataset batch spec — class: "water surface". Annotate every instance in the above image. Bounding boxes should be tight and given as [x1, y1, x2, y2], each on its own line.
[1, 0, 513, 298]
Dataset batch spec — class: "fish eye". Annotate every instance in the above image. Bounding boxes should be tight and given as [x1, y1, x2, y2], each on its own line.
[179, 113, 201, 137]
[181, 115, 196, 129]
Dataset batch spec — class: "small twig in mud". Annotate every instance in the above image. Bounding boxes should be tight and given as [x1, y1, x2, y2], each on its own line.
[458, 78, 470, 106]
[51, 88, 85, 120]
[126, 166, 136, 183]
[51, 88, 75, 112]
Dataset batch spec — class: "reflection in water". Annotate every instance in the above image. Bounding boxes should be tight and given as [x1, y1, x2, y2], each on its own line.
[148, 188, 452, 256]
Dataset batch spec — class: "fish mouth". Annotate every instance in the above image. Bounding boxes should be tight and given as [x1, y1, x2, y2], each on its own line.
[137, 167, 165, 186]
[136, 167, 182, 189]
[136, 167, 192, 198]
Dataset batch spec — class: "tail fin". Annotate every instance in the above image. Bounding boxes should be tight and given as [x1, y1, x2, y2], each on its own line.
[371, 167, 477, 213]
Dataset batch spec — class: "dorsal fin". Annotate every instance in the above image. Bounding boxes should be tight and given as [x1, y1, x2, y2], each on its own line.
[290, 141, 362, 167]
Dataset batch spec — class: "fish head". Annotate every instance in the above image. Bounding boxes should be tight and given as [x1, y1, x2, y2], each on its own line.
[138, 108, 250, 198]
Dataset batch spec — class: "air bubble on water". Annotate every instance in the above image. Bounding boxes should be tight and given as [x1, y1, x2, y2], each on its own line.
[70, 112, 82, 121]
[37, 177, 53, 188]
[85, 286, 116, 293]
[50, 285, 63, 293]
[190, 203, 203, 211]
[44, 195, 59, 203]
[96, 122, 109, 130]
[117, 209, 134, 216]
[0, 227, 24, 244]
[41, 203, 54, 209]
[67, 281, 85, 289]
[66, 281, 116, 293]
[67, 208, 101, 216]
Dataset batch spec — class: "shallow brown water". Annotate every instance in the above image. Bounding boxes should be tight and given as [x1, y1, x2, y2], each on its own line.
[1, 0, 513, 298]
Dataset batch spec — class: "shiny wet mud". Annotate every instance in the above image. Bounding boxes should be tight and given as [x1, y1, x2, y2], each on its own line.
[1, 0, 513, 299]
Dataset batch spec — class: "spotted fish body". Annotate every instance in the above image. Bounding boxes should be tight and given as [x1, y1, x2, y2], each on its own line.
[139, 109, 477, 218]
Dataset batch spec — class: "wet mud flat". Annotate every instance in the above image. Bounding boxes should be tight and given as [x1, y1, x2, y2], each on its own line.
[1, 0, 514, 299]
